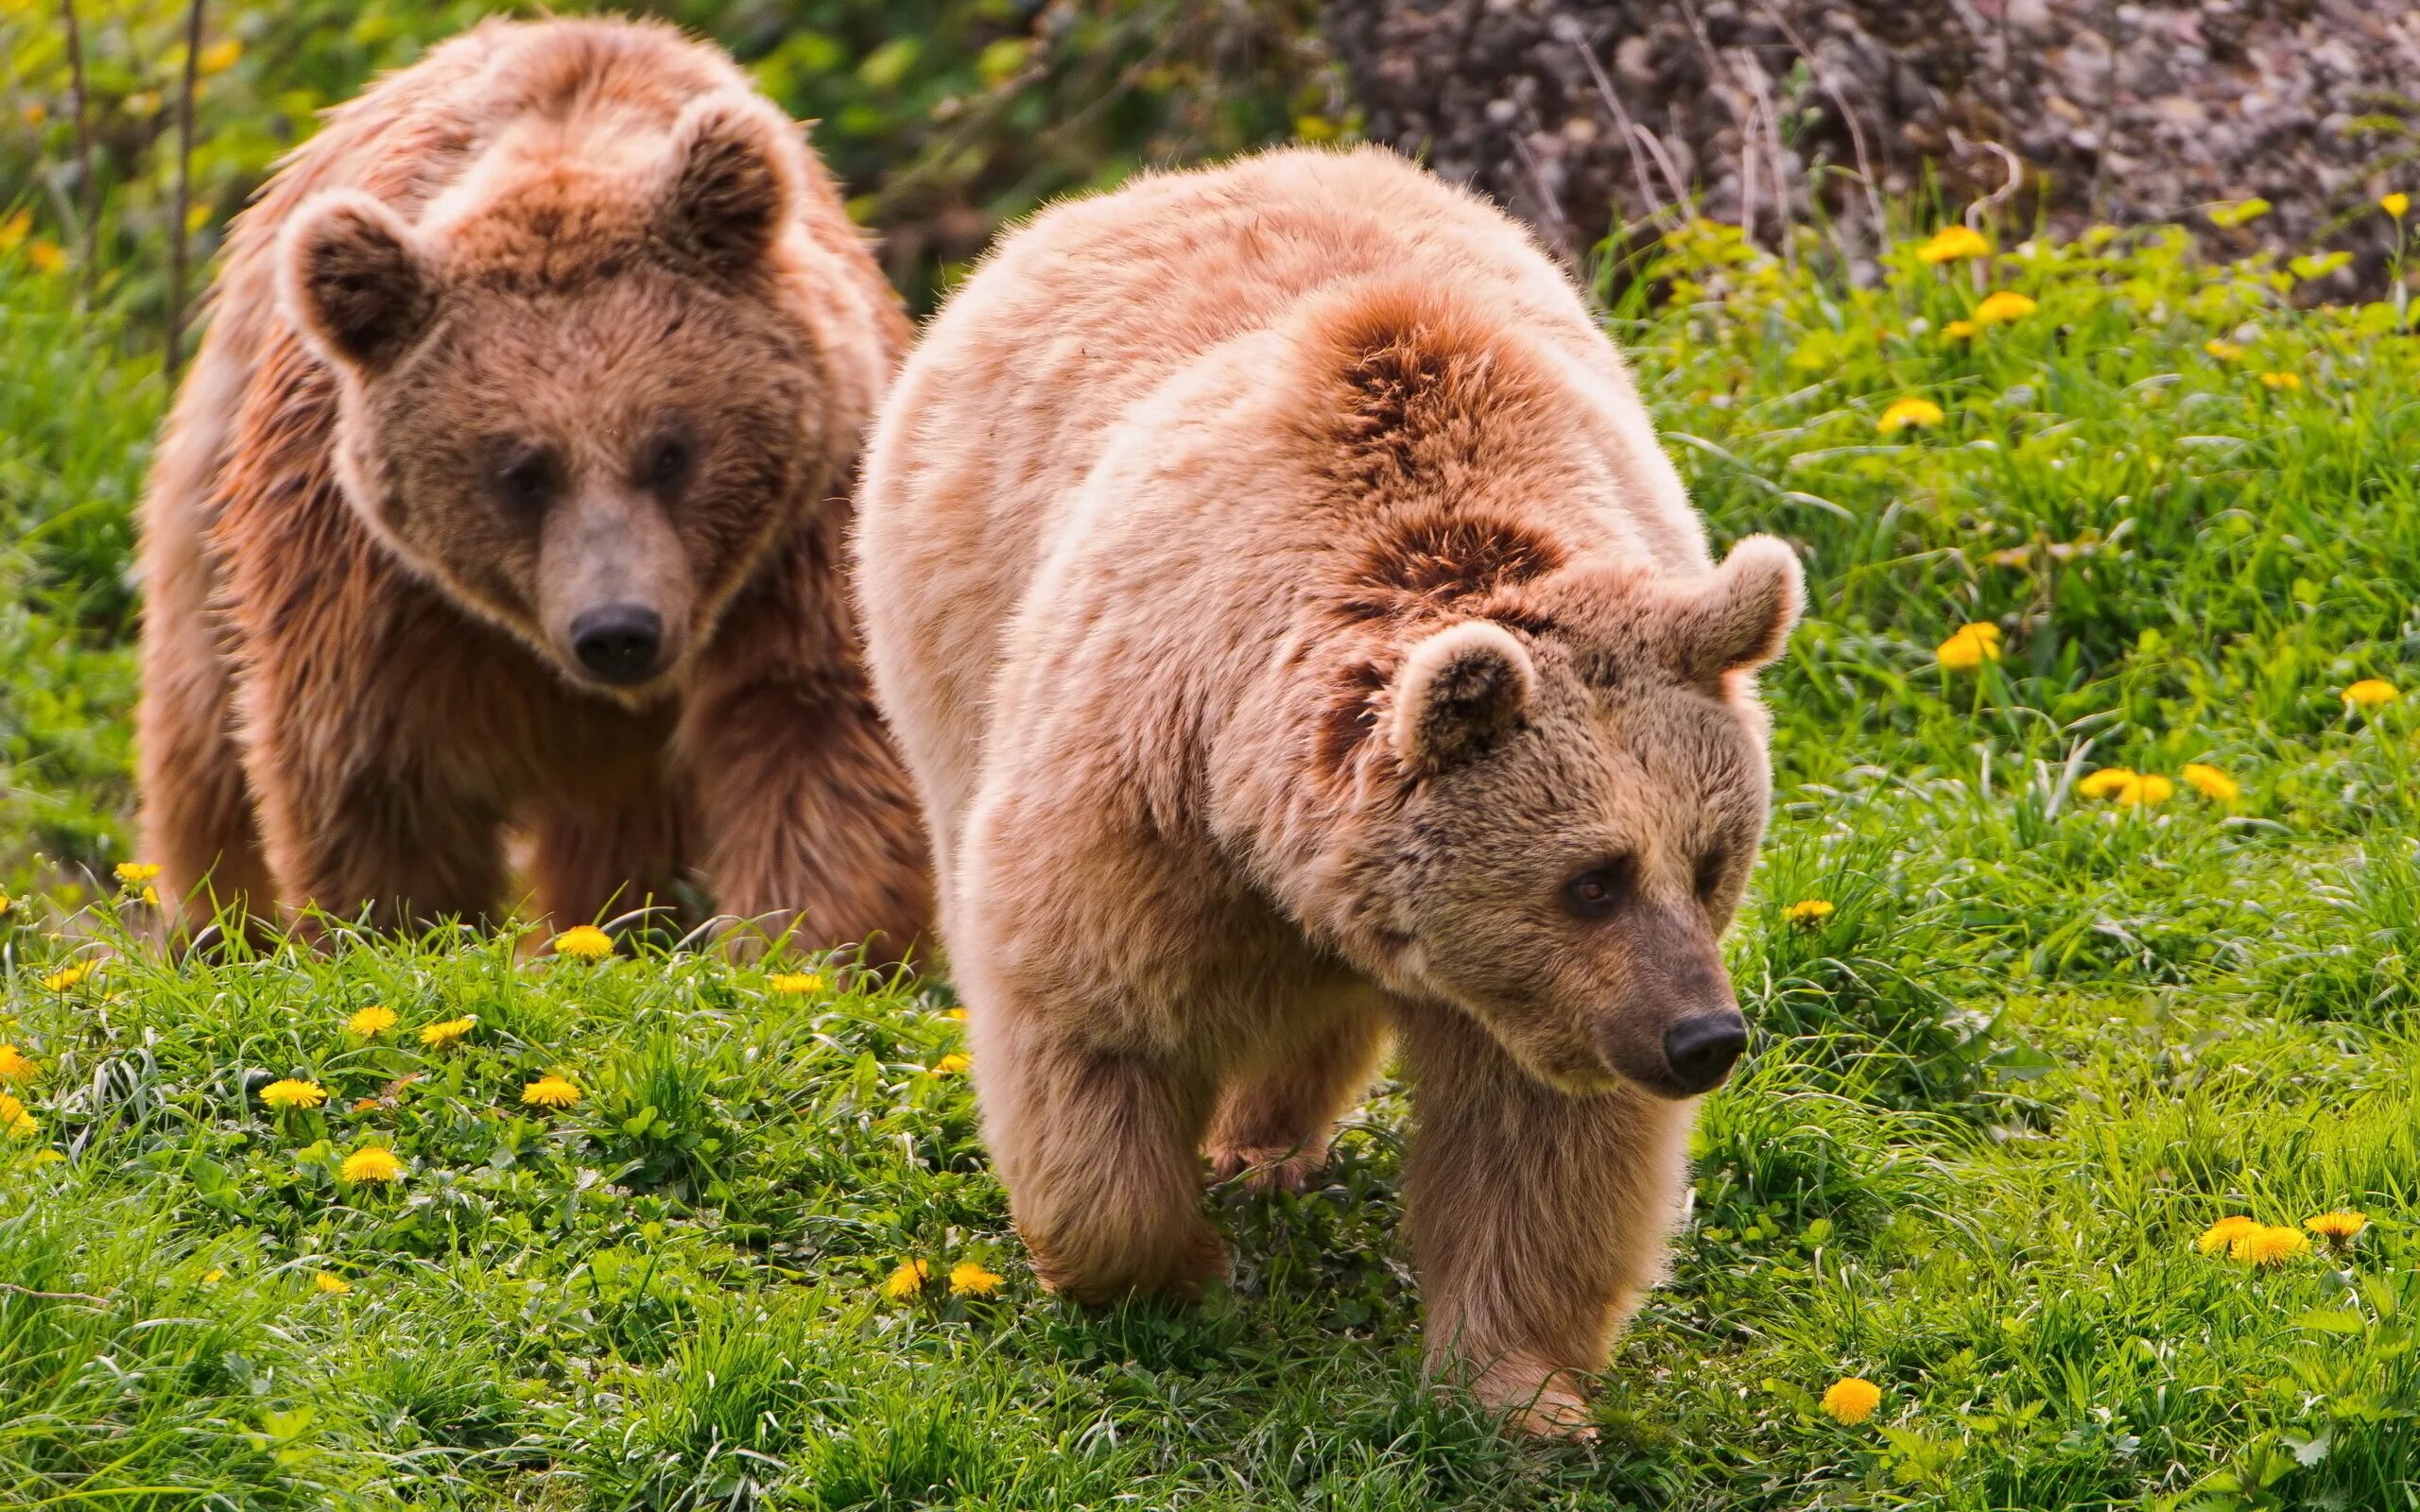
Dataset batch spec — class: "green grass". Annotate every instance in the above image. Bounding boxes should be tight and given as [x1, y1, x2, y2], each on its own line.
[7, 215, 2420, 1509]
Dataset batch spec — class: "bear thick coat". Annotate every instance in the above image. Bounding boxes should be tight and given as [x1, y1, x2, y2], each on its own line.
[856, 146, 1801, 1432]
[136, 18, 929, 952]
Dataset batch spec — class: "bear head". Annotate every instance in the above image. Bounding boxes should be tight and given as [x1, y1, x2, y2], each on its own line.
[277, 92, 842, 698]
[1327, 534, 1803, 1100]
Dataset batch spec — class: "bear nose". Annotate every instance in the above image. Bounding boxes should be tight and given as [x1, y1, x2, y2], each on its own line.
[1662, 1011, 1747, 1095]
[569, 603, 665, 684]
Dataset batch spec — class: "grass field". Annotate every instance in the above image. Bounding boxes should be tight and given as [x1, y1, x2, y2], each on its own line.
[6, 211, 2420, 1509]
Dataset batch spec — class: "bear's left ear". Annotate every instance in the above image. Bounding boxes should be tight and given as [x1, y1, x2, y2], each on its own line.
[654, 93, 801, 275]
[279, 190, 439, 374]
[1660, 535, 1805, 684]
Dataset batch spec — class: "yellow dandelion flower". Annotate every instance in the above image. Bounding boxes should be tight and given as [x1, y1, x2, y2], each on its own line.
[2345, 679, 2399, 710]
[2197, 1215, 2260, 1255]
[2384, 193, 2411, 220]
[521, 1074, 582, 1109]
[26, 240, 64, 276]
[551, 925, 614, 961]
[1876, 396, 1945, 434]
[2118, 773, 2174, 807]
[944, 1007, 968, 1022]
[0, 894, 13, 918]
[197, 37, 243, 75]
[1935, 621, 2002, 671]
[259, 1078, 327, 1111]
[1916, 225, 1994, 264]
[1782, 899, 1835, 927]
[1971, 290, 2037, 325]
[346, 1005, 397, 1037]
[933, 1052, 973, 1075]
[768, 971, 825, 995]
[419, 1015, 477, 1049]
[113, 862, 161, 885]
[0, 1045, 34, 1082]
[883, 1259, 931, 1301]
[948, 1261, 1005, 1297]
[0, 1092, 36, 1139]
[2204, 339, 2245, 363]
[1821, 1376, 1882, 1424]
[200, 1267, 225, 1284]
[1941, 318, 1982, 342]
[314, 1271, 353, 1295]
[41, 962, 94, 992]
[339, 1145, 404, 1184]
[2257, 370, 2302, 391]
[2180, 764, 2239, 801]
[2231, 1225, 2309, 1266]
[141, 885, 159, 908]
[2078, 767, 2137, 799]
[2304, 1210, 2368, 1241]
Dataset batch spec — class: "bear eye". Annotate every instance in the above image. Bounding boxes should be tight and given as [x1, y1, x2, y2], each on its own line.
[645, 435, 691, 491]
[1694, 846, 1730, 902]
[1562, 856, 1634, 921]
[493, 447, 560, 512]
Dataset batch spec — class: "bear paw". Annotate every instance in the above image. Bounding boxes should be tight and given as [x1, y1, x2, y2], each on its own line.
[1023, 1215, 1229, 1304]
[1470, 1356, 1598, 1440]
[1205, 1140, 1326, 1194]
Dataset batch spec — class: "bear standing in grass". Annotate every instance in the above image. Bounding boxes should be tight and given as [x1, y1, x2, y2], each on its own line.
[856, 146, 1801, 1432]
[136, 18, 929, 952]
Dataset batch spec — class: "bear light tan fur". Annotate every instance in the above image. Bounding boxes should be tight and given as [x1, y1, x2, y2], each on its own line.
[856, 146, 1801, 1433]
[135, 17, 929, 952]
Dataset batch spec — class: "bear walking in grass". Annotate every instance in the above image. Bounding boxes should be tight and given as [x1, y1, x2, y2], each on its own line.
[856, 146, 1801, 1433]
[135, 18, 929, 952]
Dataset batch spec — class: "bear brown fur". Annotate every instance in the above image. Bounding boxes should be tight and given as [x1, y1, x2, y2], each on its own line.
[855, 146, 1801, 1433]
[135, 17, 930, 954]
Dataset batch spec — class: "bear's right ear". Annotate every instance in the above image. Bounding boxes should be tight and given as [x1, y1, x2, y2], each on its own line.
[654, 94, 801, 275]
[279, 191, 438, 374]
[1392, 620, 1536, 774]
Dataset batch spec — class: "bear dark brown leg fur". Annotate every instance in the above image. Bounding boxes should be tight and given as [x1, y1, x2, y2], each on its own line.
[243, 712, 507, 934]
[1393, 995, 1693, 1435]
[527, 784, 684, 934]
[136, 619, 273, 933]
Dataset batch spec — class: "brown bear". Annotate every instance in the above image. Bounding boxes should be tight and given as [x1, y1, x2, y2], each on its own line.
[134, 17, 930, 954]
[855, 146, 1801, 1433]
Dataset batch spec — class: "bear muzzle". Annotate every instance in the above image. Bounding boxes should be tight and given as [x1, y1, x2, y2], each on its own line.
[569, 602, 668, 685]
[1659, 1010, 1748, 1096]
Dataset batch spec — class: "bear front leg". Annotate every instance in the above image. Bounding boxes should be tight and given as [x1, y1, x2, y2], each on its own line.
[1394, 996, 1695, 1436]
[137, 627, 274, 937]
[968, 971, 1226, 1301]
[245, 727, 507, 933]
[683, 669, 932, 961]
[527, 788, 684, 936]
[1205, 1001, 1388, 1193]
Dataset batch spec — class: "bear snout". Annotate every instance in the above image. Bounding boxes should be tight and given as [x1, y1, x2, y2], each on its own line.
[1660, 1010, 1748, 1096]
[568, 602, 666, 685]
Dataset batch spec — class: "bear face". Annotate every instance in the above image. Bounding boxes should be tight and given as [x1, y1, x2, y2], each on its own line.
[276, 95, 827, 698]
[1348, 537, 1802, 1098]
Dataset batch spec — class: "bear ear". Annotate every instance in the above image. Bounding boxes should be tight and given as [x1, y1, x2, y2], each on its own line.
[1660, 535, 1805, 684]
[1392, 620, 1536, 774]
[280, 191, 439, 374]
[654, 94, 800, 275]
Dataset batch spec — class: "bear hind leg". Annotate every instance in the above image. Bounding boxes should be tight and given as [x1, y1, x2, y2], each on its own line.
[1204, 1003, 1387, 1193]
